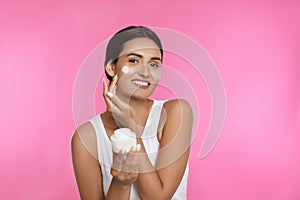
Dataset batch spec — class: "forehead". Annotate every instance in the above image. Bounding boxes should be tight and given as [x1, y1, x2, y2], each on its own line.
[120, 37, 161, 57]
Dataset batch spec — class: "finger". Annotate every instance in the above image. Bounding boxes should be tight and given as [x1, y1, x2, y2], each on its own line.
[123, 171, 138, 182]
[122, 148, 138, 173]
[103, 78, 112, 108]
[112, 151, 125, 171]
[109, 75, 118, 93]
[103, 77, 128, 112]
[103, 78, 122, 112]
[103, 78, 121, 114]
[103, 77, 108, 94]
[110, 168, 119, 177]
[130, 146, 140, 173]
[104, 97, 113, 113]
[109, 93, 130, 111]
[123, 164, 139, 175]
[102, 77, 112, 98]
[125, 151, 136, 165]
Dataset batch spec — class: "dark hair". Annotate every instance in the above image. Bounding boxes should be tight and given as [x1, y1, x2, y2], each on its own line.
[104, 26, 163, 82]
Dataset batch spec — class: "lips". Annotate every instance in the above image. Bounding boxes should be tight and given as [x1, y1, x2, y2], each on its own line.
[132, 79, 150, 88]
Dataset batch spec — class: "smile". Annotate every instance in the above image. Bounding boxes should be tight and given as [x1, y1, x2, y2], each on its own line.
[132, 79, 150, 87]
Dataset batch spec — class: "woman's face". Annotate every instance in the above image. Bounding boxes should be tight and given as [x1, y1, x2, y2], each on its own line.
[112, 37, 162, 100]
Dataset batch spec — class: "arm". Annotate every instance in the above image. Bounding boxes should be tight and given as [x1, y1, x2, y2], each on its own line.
[135, 99, 193, 200]
[72, 122, 137, 200]
[71, 122, 105, 200]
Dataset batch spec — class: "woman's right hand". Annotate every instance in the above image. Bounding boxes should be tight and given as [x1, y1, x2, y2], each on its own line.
[103, 76, 137, 132]
[110, 148, 139, 186]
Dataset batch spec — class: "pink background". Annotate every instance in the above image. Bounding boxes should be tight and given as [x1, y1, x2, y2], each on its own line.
[1, 1, 299, 199]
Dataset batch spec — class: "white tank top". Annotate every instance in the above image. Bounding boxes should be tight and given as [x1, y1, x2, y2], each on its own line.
[89, 100, 189, 200]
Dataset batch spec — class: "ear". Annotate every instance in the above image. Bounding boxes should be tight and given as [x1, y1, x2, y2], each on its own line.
[105, 60, 116, 77]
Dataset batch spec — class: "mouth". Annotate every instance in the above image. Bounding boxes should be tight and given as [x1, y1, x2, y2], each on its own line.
[132, 79, 151, 89]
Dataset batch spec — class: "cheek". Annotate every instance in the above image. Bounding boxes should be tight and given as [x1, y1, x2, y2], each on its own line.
[150, 69, 161, 82]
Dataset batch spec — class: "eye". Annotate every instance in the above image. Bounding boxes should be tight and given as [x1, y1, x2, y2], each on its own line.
[129, 59, 138, 64]
[149, 63, 159, 68]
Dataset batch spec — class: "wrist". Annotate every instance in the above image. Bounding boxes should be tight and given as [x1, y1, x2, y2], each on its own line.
[112, 177, 132, 190]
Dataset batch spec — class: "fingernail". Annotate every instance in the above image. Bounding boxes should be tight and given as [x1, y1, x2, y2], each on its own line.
[136, 144, 141, 152]
[107, 92, 113, 98]
[125, 148, 130, 154]
[113, 75, 118, 80]
[121, 149, 126, 154]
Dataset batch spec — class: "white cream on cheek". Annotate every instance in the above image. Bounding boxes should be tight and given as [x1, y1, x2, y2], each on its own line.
[121, 65, 129, 74]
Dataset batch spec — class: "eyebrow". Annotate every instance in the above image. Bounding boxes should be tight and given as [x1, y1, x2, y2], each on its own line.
[126, 53, 162, 62]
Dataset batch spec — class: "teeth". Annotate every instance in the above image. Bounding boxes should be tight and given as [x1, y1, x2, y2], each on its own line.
[132, 80, 149, 86]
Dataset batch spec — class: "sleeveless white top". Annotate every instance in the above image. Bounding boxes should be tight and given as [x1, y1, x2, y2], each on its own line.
[89, 100, 189, 200]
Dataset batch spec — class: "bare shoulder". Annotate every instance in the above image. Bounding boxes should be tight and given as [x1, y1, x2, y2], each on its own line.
[74, 121, 96, 139]
[163, 99, 193, 116]
[158, 99, 193, 141]
[72, 121, 98, 160]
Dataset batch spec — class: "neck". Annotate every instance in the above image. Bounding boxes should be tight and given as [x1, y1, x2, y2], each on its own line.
[117, 92, 151, 112]
[114, 92, 153, 131]
[130, 98, 150, 111]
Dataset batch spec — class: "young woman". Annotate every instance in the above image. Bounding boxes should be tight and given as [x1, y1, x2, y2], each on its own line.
[72, 26, 193, 200]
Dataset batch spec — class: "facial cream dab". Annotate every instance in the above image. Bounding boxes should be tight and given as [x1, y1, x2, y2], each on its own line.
[121, 65, 129, 74]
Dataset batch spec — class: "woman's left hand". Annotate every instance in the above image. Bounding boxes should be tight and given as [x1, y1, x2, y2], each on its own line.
[103, 75, 137, 131]
[110, 147, 140, 186]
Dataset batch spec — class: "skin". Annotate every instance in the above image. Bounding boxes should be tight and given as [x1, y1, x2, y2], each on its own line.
[71, 37, 193, 199]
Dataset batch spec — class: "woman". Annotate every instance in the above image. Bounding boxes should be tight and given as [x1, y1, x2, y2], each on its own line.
[72, 26, 193, 200]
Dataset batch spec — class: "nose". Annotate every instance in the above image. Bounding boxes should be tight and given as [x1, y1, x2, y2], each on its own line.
[138, 64, 150, 78]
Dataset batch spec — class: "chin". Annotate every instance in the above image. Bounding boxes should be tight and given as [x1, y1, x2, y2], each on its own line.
[130, 89, 155, 100]
[118, 85, 157, 101]
[130, 93, 151, 101]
